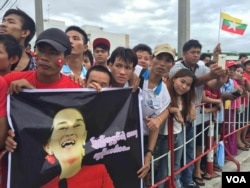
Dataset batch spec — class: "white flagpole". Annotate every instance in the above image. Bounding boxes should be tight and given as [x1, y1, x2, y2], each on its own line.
[218, 10, 222, 43]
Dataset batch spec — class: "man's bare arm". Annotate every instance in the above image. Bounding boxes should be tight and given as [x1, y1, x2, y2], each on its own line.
[0, 117, 8, 150]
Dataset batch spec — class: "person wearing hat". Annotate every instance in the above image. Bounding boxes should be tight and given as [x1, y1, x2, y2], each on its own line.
[136, 43, 173, 187]
[220, 60, 242, 158]
[4, 28, 82, 92]
[4, 28, 84, 154]
[92, 37, 110, 68]
[222, 60, 250, 152]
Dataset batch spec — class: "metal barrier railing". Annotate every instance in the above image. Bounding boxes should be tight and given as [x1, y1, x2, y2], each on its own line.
[149, 95, 250, 188]
[1, 96, 249, 188]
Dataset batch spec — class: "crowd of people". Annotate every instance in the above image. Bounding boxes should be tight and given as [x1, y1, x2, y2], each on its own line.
[0, 7, 249, 188]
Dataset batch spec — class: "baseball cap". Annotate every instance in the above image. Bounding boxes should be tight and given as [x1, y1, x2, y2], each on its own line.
[35, 28, 71, 54]
[153, 43, 175, 60]
[225, 60, 238, 68]
[93, 38, 110, 49]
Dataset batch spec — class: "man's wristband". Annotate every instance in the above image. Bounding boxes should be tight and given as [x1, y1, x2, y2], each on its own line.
[145, 149, 154, 155]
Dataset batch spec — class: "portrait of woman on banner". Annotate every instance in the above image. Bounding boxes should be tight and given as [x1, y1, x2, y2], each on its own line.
[40, 107, 114, 188]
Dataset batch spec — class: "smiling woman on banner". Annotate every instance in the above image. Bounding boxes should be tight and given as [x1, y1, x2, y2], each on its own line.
[41, 107, 114, 188]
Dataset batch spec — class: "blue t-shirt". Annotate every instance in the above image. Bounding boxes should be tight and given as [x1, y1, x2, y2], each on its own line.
[61, 64, 87, 79]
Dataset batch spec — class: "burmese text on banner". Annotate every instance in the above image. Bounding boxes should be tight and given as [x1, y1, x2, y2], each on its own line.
[7, 88, 143, 188]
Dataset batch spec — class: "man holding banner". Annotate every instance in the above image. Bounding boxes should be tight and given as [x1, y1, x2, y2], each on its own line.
[7, 88, 143, 188]
[0, 77, 8, 150]
[4, 27, 82, 153]
[3, 27, 143, 188]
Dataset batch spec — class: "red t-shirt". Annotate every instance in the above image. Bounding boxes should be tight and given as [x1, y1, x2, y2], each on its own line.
[1, 72, 81, 188]
[41, 164, 114, 188]
[0, 76, 7, 117]
[204, 84, 221, 108]
[4, 71, 81, 89]
[243, 71, 250, 81]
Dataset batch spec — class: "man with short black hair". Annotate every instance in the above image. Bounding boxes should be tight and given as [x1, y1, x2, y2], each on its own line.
[86, 65, 112, 88]
[62, 25, 88, 78]
[0, 34, 22, 150]
[200, 53, 211, 65]
[169, 39, 227, 188]
[133, 43, 152, 69]
[238, 53, 248, 65]
[0, 34, 22, 76]
[0, 8, 36, 71]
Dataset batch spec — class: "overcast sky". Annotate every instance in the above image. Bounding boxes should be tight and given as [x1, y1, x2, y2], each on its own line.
[1, 0, 249, 53]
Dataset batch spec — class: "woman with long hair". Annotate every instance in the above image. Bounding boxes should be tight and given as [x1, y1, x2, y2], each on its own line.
[155, 68, 196, 188]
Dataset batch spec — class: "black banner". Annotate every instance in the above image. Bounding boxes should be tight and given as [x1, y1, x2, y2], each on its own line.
[7, 88, 143, 188]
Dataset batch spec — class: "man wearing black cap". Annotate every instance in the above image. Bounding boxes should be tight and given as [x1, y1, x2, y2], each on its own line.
[4, 28, 84, 154]
[4, 28, 82, 93]
[93, 37, 110, 68]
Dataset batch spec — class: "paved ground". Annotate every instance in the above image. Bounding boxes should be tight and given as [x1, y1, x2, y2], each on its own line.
[203, 149, 250, 188]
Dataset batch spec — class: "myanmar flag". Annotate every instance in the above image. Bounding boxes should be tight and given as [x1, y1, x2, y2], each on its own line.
[221, 12, 247, 35]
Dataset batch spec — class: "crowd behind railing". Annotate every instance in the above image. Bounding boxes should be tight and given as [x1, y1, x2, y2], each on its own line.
[149, 94, 250, 188]
[0, 7, 250, 188]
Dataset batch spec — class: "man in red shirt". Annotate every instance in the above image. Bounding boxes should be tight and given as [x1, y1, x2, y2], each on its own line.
[4, 28, 82, 152]
[4, 28, 82, 92]
[0, 77, 8, 149]
[0, 34, 22, 149]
